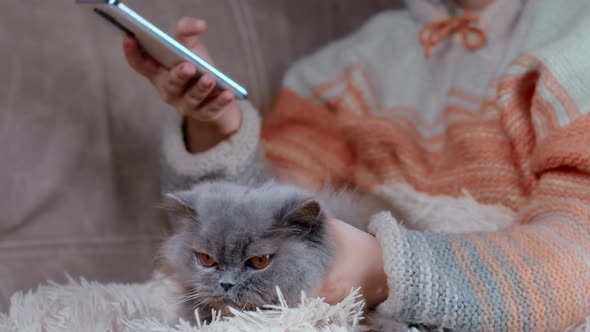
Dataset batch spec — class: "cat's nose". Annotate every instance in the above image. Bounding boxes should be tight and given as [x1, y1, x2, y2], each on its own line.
[220, 282, 235, 291]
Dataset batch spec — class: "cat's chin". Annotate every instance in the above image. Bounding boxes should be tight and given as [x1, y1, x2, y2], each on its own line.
[215, 305, 234, 317]
[206, 297, 260, 315]
[183, 292, 264, 319]
[210, 302, 259, 317]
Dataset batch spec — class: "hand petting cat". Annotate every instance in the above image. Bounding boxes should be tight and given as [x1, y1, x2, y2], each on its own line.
[313, 218, 389, 308]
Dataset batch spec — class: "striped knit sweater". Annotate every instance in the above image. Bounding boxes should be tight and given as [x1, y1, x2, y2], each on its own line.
[161, 0, 590, 330]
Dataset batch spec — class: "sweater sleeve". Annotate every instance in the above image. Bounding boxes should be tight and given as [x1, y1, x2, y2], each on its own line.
[368, 52, 590, 330]
[369, 166, 590, 331]
[160, 100, 271, 194]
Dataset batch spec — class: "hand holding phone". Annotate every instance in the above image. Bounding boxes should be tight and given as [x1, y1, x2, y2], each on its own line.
[124, 17, 243, 152]
[78, 0, 244, 136]
[123, 17, 240, 122]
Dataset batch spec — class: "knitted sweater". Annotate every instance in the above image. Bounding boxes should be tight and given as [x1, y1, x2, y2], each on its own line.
[162, 0, 590, 330]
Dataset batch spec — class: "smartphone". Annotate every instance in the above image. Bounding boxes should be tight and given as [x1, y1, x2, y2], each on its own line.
[77, 0, 248, 100]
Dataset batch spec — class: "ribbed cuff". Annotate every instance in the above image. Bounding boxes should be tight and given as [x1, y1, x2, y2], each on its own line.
[162, 101, 261, 179]
[368, 212, 445, 327]
[368, 212, 412, 318]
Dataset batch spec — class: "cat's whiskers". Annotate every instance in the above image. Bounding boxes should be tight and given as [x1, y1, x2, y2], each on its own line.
[176, 289, 212, 306]
[185, 296, 214, 313]
[175, 295, 198, 306]
[178, 287, 201, 299]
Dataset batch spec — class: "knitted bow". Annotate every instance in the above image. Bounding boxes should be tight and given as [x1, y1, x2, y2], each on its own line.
[418, 11, 487, 59]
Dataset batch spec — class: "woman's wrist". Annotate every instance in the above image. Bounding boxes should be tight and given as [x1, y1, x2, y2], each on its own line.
[184, 102, 242, 154]
[362, 237, 389, 307]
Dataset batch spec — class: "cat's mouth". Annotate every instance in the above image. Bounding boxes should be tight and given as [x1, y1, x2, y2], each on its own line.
[206, 294, 241, 308]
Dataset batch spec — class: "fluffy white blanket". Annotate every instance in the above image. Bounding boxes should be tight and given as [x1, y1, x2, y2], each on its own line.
[2, 273, 588, 332]
[0, 273, 367, 332]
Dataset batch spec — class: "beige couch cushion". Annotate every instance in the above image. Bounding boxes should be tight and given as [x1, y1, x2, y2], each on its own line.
[0, 0, 398, 311]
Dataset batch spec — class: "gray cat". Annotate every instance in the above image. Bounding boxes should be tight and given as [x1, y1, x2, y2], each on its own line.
[158, 173, 514, 331]
[159, 180, 397, 327]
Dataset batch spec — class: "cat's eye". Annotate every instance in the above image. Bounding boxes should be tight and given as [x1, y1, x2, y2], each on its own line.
[196, 252, 217, 268]
[246, 255, 273, 270]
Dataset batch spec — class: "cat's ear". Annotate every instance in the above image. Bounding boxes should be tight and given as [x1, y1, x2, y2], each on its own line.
[159, 192, 197, 220]
[275, 199, 325, 235]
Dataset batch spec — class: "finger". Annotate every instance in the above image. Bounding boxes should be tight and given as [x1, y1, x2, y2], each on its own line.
[174, 17, 207, 48]
[122, 36, 162, 79]
[179, 74, 216, 114]
[156, 62, 197, 102]
[191, 90, 235, 121]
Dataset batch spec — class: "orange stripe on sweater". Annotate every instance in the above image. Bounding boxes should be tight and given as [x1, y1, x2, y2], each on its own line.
[531, 115, 590, 174]
[449, 88, 485, 106]
[538, 172, 590, 203]
[266, 137, 348, 180]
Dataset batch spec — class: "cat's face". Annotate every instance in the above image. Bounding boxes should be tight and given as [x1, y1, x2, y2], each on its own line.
[161, 182, 335, 314]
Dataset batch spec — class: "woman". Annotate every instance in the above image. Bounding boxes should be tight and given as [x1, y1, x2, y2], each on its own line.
[123, 0, 590, 330]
